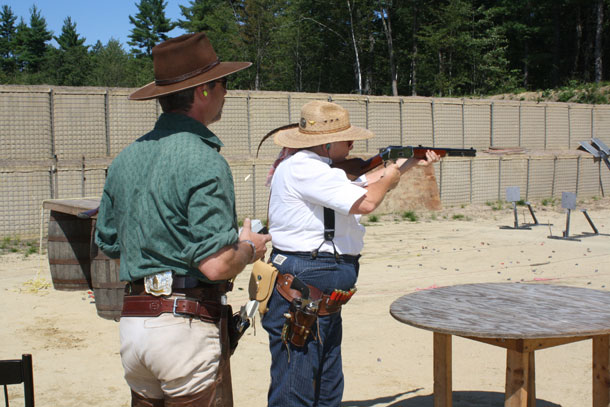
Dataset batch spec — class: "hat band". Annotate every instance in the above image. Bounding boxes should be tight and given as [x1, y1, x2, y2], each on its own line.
[155, 59, 220, 86]
[299, 123, 351, 135]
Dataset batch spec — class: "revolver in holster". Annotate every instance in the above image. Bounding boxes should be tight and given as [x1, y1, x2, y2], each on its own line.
[281, 297, 320, 347]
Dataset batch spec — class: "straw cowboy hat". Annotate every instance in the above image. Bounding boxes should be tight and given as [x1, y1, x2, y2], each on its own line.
[262, 100, 374, 150]
[129, 32, 252, 100]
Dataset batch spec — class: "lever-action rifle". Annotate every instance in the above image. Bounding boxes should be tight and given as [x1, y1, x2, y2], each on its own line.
[333, 145, 476, 180]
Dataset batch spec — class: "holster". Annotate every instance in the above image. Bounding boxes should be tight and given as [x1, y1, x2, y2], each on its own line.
[226, 305, 249, 355]
[248, 260, 279, 317]
[281, 298, 319, 347]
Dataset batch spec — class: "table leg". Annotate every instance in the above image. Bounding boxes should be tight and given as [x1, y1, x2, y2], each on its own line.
[528, 352, 536, 407]
[592, 335, 609, 407]
[505, 349, 529, 407]
[433, 332, 452, 407]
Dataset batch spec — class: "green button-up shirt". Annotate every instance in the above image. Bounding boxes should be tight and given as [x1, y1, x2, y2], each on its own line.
[94, 113, 239, 283]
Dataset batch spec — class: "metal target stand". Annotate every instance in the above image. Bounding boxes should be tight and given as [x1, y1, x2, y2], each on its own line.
[499, 187, 551, 230]
[578, 137, 610, 171]
[548, 192, 610, 242]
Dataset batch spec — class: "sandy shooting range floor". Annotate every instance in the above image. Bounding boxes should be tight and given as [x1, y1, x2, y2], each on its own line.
[1, 197, 610, 407]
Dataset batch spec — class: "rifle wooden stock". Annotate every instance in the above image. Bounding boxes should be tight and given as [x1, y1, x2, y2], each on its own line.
[333, 145, 476, 180]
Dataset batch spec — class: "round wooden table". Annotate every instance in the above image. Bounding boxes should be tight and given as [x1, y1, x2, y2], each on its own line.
[390, 283, 610, 407]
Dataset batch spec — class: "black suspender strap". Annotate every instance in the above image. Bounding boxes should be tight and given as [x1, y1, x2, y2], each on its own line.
[323, 207, 335, 241]
[312, 207, 338, 260]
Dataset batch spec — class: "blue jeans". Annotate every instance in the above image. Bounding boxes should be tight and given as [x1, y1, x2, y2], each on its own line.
[261, 249, 360, 407]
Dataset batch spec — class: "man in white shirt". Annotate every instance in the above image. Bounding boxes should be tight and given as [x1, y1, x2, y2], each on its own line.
[260, 100, 439, 407]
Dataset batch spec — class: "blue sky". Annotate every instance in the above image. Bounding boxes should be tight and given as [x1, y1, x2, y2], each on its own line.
[2, 0, 187, 49]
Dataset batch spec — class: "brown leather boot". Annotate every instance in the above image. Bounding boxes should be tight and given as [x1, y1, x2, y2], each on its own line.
[131, 390, 164, 407]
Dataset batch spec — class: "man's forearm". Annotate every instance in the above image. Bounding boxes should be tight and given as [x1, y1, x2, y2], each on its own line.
[349, 175, 394, 214]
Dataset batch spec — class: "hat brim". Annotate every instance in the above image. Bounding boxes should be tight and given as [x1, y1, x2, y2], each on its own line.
[273, 124, 374, 149]
[128, 61, 252, 100]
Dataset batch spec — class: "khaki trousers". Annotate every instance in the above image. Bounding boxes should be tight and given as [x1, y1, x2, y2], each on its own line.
[120, 309, 233, 406]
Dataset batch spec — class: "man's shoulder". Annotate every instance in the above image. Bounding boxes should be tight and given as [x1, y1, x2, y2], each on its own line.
[289, 151, 330, 171]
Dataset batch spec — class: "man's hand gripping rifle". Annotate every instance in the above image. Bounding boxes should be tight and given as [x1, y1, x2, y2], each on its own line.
[333, 145, 476, 180]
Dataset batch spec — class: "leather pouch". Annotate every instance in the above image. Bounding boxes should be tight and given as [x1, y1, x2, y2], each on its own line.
[248, 260, 279, 316]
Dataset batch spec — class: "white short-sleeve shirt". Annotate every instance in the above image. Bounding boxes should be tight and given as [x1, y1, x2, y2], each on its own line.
[268, 150, 367, 255]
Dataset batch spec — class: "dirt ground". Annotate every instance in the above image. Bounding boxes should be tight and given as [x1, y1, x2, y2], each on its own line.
[1, 197, 610, 407]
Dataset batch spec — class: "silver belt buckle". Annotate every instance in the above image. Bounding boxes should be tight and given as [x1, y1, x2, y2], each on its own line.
[144, 271, 173, 296]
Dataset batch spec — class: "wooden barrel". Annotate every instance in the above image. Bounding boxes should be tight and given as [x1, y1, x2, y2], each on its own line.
[47, 210, 92, 290]
[90, 236, 125, 321]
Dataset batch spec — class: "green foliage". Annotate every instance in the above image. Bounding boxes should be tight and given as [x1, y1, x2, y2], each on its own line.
[368, 214, 379, 222]
[13, 6, 52, 74]
[541, 197, 557, 206]
[128, 0, 176, 57]
[46, 17, 90, 86]
[452, 214, 465, 220]
[54, 16, 86, 50]
[0, 236, 41, 257]
[486, 200, 504, 210]
[0, 0, 607, 97]
[401, 210, 418, 222]
[575, 84, 609, 104]
[0, 5, 17, 74]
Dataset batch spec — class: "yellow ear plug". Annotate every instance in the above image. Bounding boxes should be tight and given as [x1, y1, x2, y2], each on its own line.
[203, 90, 208, 97]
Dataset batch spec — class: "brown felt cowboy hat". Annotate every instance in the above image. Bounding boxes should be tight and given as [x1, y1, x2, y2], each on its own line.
[129, 32, 252, 100]
[263, 100, 374, 150]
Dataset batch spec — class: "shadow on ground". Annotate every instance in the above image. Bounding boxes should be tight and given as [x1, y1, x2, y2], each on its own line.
[342, 390, 562, 407]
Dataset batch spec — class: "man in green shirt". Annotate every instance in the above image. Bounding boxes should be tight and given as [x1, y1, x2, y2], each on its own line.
[95, 33, 270, 407]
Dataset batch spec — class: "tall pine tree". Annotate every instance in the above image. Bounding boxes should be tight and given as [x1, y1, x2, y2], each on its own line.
[128, 0, 176, 57]
[0, 5, 17, 76]
[47, 16, 90, 85]
[14, 6, 52, 74]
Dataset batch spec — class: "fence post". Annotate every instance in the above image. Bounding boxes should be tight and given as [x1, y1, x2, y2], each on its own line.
[52, 154, 58, 198]
[49, 167, 55, 199]
[104, 91, 110, 156]
[288, 94, 292, 123]
[81, 155, 86, 197]
[49, 89, 58, 198]
[49, 89, 55, 159]
[526, 158, 530, 201]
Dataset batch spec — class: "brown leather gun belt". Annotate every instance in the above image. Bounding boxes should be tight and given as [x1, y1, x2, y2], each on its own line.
[276, 273, 349, 316]
[121, 295, 222, 322]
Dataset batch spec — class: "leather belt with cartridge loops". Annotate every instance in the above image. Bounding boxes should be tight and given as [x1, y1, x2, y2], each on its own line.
[275, 273, 356, 316]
